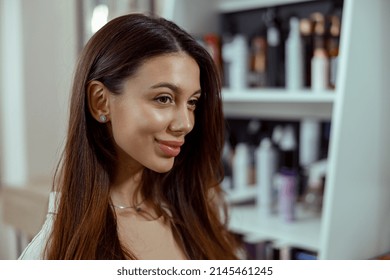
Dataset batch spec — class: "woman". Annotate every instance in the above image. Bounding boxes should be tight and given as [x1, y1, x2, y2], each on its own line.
[19, 13, 239, 260]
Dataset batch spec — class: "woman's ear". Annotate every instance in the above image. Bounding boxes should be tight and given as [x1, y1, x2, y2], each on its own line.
[87, 81, 110, 123]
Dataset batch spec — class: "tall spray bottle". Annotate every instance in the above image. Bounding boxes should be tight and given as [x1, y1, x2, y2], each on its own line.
[232, 142, 250, 191]
[285, 17, 304, 90]
[276, 125, 298, 222]
[311, 13, 329, 91]
[328, 15, 340, 89]
[222, 35, 249, 90]
[256, 137, 277, 216]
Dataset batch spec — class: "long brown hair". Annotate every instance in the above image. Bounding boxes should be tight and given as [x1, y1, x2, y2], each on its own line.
[47, 13, 239, 259]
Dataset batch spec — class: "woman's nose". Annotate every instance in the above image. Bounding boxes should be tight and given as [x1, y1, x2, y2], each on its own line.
[168, 105, 194, 135]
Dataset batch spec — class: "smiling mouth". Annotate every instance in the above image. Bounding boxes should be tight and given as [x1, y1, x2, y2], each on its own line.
[156, 139, 184, 157]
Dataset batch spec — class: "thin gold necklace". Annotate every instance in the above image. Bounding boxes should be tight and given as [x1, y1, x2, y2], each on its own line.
[110, 200, 144, 212]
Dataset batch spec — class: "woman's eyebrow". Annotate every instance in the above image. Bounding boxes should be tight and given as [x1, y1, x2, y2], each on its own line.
[150, 82, 201, 95]
[150, 82, 179, 92]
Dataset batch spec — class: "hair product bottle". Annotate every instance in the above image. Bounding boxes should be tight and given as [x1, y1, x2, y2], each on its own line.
[311, 47, 329, 91]
[276, 169, 297, 222]
[311, 13, 329, 91]
[303, 159, 328, 214]
[299, 118, 320, 168]
[300, 18, 314, 88]
[249, 36, 267, 87]
[222, 34, 248, 90]
[285, 17, 304, 90]
[327, 15, 340, 89]
[275, 125, 298, 222]
[264, 8, 283, 87]
[279, 125, 297, 169]
[232, 142, 250, 191]
[256, 137, 277, 216]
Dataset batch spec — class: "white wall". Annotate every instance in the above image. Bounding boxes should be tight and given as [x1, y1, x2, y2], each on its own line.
[1, 0, 77, 187]
[0, 0, 27, 187]
[22, 0, 77, 183]
[0, 0, 77, 259]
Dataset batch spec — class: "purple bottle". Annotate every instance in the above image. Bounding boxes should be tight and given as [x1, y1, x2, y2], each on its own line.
[276, 168, 297, 222]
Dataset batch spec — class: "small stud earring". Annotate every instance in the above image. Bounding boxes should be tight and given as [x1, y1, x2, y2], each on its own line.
[99, 115, 107, 123]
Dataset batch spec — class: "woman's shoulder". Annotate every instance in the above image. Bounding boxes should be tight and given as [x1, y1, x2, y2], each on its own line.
[18, 192, 58, 260]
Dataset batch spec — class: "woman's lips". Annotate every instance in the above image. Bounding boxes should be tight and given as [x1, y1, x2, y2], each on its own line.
[156, 140, 184, 157]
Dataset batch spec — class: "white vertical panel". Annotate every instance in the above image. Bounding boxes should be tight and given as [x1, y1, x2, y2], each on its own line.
[320, 0, 390, 259]
[22, 0, 77, 182]
[0, 0, 26, 260]
[0, 0, 28, 187]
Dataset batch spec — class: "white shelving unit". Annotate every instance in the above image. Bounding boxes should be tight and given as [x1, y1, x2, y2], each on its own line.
[218, 0, 313, 12]
[222, 88, 335, 119]
[165, 0, 390, 259]
[225, 186, 322, 253]
[229, 204, 321, 252]
[215, 0, 390, 259]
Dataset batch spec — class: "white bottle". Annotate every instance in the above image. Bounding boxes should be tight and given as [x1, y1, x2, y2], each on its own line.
[279, 125, 297, 151]
[285, 17, 304, 90]
[311, 48, 329, 91]
[232, 143, 249, 191]
[299, 118, 320, 167]
[222, 35, 248, 90]
[256, 138, 277, 215]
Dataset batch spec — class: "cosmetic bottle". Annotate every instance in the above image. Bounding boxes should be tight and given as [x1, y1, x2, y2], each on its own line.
[272, 125, 284, 147]
[311, 13, 326, 51]
[232, 142, 250, 191]
[327, 15, 340, 89]
[247, 119, 262, 185]
[279, 125, 297, 169]
[310, 13, 329, 91]
[300, 18, 314, 88]
[275, 168, 297, 222]
[222, 34, 249, 90]
[311, 47, 329, 91]
[285, 17, 304, 90]
[276, 125, 298, 222]
[302, 159, 327, 214]
[264, 8, 283, 87]
[256, 137, 277, 215]
[249, 36, 267, 88]
[299, 118, 320, 168]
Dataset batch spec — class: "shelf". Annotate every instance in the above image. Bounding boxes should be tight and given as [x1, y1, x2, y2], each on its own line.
[218, 0, 314, 13]
[222, 88, 335, 119]
[224, 185, 257, 204]
[228, 204, 321, 252]
[224, 186, 321, 251]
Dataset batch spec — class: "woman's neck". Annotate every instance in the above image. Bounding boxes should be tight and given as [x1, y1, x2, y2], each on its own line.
[110, 161, 144, 207]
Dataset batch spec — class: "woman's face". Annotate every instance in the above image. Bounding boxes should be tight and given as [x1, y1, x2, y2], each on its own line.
[109, 52, 201, 173]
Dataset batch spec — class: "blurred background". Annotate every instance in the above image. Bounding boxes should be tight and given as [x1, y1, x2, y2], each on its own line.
[1, 0, 389, 260]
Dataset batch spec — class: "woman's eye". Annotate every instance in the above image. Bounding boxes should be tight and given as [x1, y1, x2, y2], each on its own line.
[155, 95, 173, 104]
[188, 98, 199, 109]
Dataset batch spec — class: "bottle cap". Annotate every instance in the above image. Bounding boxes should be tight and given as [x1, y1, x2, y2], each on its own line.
[311, 12, 325, 35]
[300, 18, 313, 36]
[330, 15, 341, 37]
[289, 17, 300, 35]
[260, 137, 272, 149]
[280, 125, 296, 151]
[313, 48, 327, 57]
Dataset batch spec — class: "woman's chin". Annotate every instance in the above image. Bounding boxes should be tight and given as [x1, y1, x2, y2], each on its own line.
[149, 160, 175, 173]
